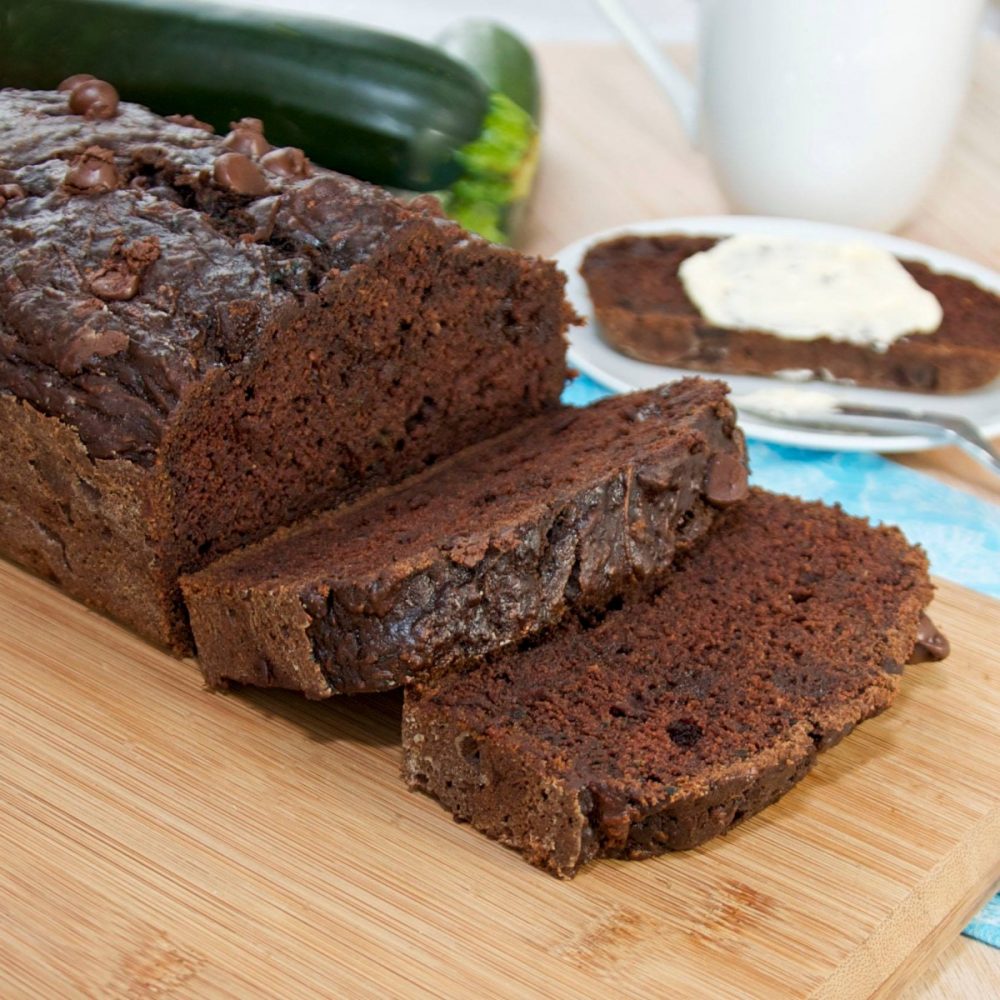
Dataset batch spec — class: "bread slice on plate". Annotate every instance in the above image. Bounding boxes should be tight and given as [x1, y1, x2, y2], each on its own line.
[581, 233, 1000, 393]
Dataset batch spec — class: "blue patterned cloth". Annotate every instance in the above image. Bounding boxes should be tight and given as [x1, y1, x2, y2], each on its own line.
[964, 894, 1000, 948]
[564, 373, 1000, 945]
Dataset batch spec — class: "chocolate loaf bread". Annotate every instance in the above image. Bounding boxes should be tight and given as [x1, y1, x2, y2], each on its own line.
[581, 234, 1000, 392]
[403, 490, 947, 877]
[182, 378, 747, 697]
[0, 84, 573, 652]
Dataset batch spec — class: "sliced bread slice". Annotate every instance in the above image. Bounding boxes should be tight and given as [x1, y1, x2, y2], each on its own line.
[402, 490, 946, 877]
[182, 378, 747, 697]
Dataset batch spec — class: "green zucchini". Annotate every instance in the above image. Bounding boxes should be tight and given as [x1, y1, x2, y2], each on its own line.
[0, 0, 540, 242]
[433, 20, 541, 244]
[437, 19, 542, 123]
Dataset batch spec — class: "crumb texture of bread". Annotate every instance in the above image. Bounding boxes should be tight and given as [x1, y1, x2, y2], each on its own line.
[581, 234, 1000, 392]
[402, 490, 937, 877]
[0, 86, 573, 651]
[182, 378, 747, 697]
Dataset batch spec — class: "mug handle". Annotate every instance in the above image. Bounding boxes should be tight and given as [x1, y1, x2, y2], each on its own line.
[593, 0, 699, 142]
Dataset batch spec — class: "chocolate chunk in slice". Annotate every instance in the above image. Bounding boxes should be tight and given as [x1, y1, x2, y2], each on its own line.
[182, 378, 746, 698]
[909, 611, 950, 663]
[402, 490, 939, 878]
[704, 452, 749, 507]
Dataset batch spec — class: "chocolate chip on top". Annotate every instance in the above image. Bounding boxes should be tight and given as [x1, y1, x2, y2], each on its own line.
[88, 268, 141, 302]
[260, 146, 311, 179]
[63, 146, 121, 194]
[233, 117, 266, 133]
[0, 183, 26, 211]
[222, 117, 271, 158]
[86, 235, 161, 303]
[213, 152, 269, 196]
[57, 73, 96, 92]
[66, 77, 120, 120]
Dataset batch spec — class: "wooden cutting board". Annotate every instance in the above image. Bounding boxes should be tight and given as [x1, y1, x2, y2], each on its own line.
[0, 557, 998, 999]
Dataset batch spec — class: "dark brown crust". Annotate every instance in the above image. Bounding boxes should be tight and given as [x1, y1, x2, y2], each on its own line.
[580, 234, 1000, 393]
[181, 379, 746, 697]
[402, 490, 937, 877]
[0, 87, 573, 652]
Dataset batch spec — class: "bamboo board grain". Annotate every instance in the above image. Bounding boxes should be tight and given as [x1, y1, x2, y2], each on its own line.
[0, 556, 997, 1000]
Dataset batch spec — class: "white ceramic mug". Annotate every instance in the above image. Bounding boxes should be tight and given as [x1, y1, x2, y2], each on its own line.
[622, 0, 986, 230]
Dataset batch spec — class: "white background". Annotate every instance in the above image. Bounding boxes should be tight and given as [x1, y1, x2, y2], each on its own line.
[206, 0, 1000, 43]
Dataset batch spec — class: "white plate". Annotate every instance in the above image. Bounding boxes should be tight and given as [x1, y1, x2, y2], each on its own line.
[556, 215, 1000, 452]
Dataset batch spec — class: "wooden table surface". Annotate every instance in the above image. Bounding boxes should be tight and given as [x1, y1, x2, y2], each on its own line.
[524, 39, 1000, 1000]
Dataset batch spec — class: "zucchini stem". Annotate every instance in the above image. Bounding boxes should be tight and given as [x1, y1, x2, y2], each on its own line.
[440, 92, 539, 244]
